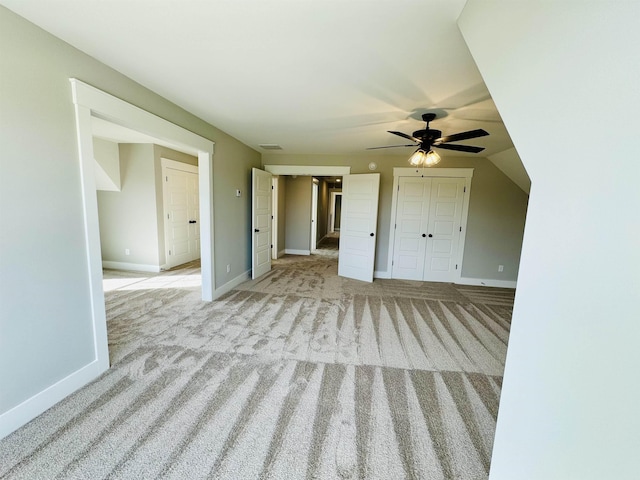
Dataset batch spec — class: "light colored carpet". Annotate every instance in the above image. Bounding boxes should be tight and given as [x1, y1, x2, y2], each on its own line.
[0, 240, 513, 479]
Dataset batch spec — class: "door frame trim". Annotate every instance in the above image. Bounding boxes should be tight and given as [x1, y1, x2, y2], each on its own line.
[271, 176, 279, 260]
[264, 165, 350, 176]
[311, 180, 319, 252]
[387, 168, 474, 282]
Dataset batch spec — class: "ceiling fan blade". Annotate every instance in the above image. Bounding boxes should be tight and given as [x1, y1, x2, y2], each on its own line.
[388, 130, 420, 142]
[433, 129, 489, 144]
[434, 143, 485, 153]
[366, 144, 415, 150]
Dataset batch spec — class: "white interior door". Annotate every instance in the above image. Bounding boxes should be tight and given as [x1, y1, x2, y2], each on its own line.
[163, 160, 200, 269]
[338, 173, 380, 282]
[392, 177, 432, 280]
[252, 168, 273, 279]
[424, 177, 466, 282]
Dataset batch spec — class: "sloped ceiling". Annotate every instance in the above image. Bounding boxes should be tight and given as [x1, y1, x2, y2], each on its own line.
[1, 0, 528, 191]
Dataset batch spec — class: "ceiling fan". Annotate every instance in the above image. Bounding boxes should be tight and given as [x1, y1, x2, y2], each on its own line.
[368, 113, 489, 166]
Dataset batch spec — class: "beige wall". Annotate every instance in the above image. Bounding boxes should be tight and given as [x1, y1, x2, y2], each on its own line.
[93, 137, 121, 191]
[263, 153, 528, 281]
[0, 6, 260, 431]
[98, 144, 160, 266]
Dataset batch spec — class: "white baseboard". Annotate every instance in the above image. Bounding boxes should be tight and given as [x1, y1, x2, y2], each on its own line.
[284, 249, 310, 256]
[0, 359, 107, 440]
[374, 270, 391, 279]
[213, 270, 251, 299]
[457, 277, 517, 289]
[277, 250, 286, 259]
[102, 261, 161, 273]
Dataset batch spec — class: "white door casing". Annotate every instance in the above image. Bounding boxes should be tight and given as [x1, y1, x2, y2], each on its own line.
[271, 176, 279, 260]
[311, 181, 318, 251]
[252, 168, 273, 279]
[338, 173, 380, 282]
[163, 159, 200, 269]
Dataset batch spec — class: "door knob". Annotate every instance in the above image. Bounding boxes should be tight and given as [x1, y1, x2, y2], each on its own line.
[422, 233, 426, 238]
[254, 228, 260, 233]
[370, 233, 374, 237]
[428, 234, 433, 238]
[189, 220, 197, 224]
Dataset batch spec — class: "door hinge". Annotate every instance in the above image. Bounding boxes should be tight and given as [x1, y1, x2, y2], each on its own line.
[455, 264, 458, 270]
[169, 250, 172, 255]
[463, 186, 466, 193]
[167, 214, 170, 219]
[271, 185, 274, 189]
[459, 226, 462, 232]
[166, 176, 168, 182]
[397, 185, 400, 191]
[271, 215, 274, 219]
[271, 244, 273, 248]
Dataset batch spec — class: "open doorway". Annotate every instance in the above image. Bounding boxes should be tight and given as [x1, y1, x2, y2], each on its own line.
[265, 172, 343, 265]
[330, 192, 342, 233]
[261, 166, 381, 283]
[71, 79, 215, 373]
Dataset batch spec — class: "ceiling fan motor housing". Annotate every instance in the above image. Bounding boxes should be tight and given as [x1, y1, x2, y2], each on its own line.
[412, 129, 441, 141]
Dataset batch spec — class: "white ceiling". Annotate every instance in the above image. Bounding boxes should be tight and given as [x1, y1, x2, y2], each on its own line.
[2, 0, 517, 159]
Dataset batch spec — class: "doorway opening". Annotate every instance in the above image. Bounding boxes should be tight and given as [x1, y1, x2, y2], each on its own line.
[261, 166, 350, 280]
[71, 79, 214, 373]
[330, 193, 342, 233]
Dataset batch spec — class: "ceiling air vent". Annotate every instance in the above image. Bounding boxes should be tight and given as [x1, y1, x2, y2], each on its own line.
[259, 144, 283, 150]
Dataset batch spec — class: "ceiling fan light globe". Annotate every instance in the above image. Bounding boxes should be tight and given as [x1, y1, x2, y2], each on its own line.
[409, 149, 427, 166]
[424, 150, 441, 167]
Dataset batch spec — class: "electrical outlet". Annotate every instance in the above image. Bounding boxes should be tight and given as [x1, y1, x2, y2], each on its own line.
[226, 264, 231, 273]
[498, 265, 504, 272]
[125, 249, 130, 256]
